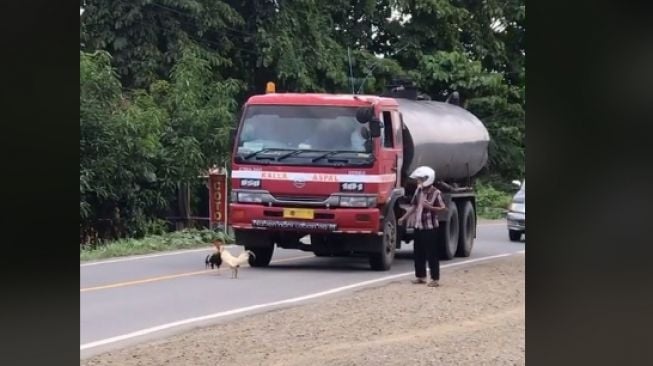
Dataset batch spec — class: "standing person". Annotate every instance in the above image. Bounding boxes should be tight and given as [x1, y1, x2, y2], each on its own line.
[398, 166, 447, 287]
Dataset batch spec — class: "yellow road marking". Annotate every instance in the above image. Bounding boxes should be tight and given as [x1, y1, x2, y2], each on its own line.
[80, 254, 315, 293]
[80, 269, 212, 293]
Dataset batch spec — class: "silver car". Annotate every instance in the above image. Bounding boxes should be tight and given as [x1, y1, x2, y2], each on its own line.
[507, 179, 525, 241]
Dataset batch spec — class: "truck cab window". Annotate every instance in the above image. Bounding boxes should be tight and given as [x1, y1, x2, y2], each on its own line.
[236, 105, 372, 154]
[382, 111, 394, 148]
[394, 111, 403, 147]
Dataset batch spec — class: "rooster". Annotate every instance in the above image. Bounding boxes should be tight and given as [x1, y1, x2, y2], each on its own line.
[205, 252, 222, 270]
[217, 244, 256, 279]
[204, 240, 224, 273]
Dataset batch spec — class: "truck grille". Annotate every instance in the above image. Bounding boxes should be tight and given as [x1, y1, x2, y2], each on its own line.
[272, 195, 329, 203]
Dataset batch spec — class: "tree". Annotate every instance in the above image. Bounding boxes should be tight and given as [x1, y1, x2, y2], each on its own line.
[80, 47, 242, 242]
[81, 0, 243, 89]
[80, 50, 170, 241]
[386, 0, 525, 179]
[417, 50, 524, 179]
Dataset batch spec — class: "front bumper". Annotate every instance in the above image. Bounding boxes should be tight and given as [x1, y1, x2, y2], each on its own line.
[230, 203, 381, 234]
[507, 211, 525, 231]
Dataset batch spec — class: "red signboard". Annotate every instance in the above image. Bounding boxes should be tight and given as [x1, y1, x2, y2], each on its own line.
[208, 172, 228, 228]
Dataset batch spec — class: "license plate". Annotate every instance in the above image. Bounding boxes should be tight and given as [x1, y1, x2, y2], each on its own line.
[283, 208, 314, 220]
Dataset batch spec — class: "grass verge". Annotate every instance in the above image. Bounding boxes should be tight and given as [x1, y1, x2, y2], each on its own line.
[80, 229, 234, 262]
[475, 181, 514, 220]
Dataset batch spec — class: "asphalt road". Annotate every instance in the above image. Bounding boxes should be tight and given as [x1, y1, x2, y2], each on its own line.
[80, 220, 524, 358]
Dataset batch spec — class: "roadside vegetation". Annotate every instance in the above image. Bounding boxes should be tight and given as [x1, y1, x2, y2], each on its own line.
[475, 180, 514, 220]
[80, 229, 233, 262]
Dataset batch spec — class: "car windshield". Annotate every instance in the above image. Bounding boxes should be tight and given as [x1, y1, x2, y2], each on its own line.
[514, 180, 525, 203]
[236, 105, 370, 154]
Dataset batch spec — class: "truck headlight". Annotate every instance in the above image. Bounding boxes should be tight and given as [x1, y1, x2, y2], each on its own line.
[338, 195, 377, 208]
[509, 202, 525, 213]
[237, 191, 271, 204]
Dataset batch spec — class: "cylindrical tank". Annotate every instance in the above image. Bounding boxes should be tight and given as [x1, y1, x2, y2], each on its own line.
[397, 98, 490, 182]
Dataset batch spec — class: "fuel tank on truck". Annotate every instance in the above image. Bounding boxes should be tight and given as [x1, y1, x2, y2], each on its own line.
[397, 98, 490, 182]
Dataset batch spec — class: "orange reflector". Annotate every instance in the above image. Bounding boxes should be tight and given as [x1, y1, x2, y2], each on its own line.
[266, 82, 276, 93]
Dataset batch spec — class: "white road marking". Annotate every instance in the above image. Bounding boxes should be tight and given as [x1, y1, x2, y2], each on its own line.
[80, 251, 523, 351]
[80, 223, 506, 267]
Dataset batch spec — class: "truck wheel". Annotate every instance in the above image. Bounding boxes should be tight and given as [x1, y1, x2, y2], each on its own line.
[456, 201, 475, 257]
[438, 202, 459, 260]
[235, 230, 275, 267]
[509, 230, 522, 242]
[369, 210, 397, 271]
[246, 246, 274, 267]
[310, 234, 330, 257]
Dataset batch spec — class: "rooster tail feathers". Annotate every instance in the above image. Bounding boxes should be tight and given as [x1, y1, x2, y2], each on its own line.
[247, 250, 256, 260]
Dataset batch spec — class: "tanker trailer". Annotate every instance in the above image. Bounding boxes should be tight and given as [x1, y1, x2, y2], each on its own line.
[388, 92, 490, 259]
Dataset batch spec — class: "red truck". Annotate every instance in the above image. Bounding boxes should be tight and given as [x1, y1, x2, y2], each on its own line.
[229, 81, 490, 270]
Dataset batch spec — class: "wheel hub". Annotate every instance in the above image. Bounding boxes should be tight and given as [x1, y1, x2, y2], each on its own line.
[384, 221, 396, 254]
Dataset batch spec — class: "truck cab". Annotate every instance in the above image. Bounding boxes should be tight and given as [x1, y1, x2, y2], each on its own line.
[229, 92, 405, 270]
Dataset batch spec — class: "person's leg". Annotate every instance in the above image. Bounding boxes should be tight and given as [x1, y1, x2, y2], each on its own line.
[425, 228, 440, 286]
[413, 230, 427, 283]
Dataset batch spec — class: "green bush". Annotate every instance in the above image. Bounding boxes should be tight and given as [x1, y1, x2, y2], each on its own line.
[80, 229, 235, 262]
[475, 181, 513, 219]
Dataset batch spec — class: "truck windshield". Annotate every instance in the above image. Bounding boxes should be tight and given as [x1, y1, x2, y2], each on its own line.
[236, 105, 370, 155]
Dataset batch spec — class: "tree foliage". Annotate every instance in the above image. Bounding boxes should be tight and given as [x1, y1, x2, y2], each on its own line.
[80, 0, 525, 243]
[80, 48, 240, 243]
[81, 0, 243, 89]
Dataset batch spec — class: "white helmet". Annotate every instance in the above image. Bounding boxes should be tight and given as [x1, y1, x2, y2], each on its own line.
[409, 166, 436, 187]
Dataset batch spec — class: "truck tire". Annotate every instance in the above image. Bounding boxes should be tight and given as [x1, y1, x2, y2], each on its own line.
[234, 230, 275, 267]
[369, 210, 397, 271]
[438, 202, 459, 260]
[310, 234, 330, 257]
[246, 246, 274, 267]
[509, 230, 522, 242]
[456, 200, 475, 257]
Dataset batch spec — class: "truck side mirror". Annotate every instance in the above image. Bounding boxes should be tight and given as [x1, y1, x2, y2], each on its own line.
[356, 107, 374, 124]
[369, 119, 382, 138]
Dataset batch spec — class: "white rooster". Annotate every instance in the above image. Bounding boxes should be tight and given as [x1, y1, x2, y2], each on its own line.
[218, 245, 256, 279]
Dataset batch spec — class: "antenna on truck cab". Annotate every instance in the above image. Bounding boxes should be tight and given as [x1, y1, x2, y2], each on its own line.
[347, 47, 355, 94]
